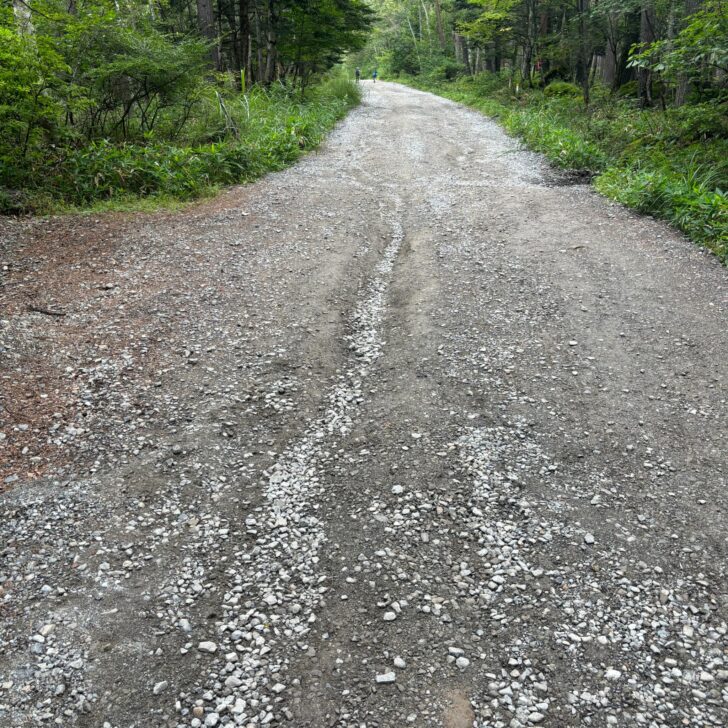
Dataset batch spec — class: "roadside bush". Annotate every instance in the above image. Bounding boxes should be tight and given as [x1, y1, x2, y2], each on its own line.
[1, 74, 360, 213]
[544, 81, 582, 98]
[429, 61, 466, 82]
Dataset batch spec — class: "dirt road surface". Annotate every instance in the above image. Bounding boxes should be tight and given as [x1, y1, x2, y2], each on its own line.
[1, 82, 727, 728]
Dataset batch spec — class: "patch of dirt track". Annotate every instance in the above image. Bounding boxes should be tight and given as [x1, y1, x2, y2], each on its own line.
[0, 82, 726, 728]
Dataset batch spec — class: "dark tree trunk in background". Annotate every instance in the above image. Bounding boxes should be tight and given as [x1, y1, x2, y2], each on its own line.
[603, 42, 616, 87]
[254, 4, 264, 83]
[239, 0, 251, 88]
[196, 0, 221, 70]
[638, 3, 656, 107]
[575, 0, 592, 105]
[265, 0, 278, 84]
[602, 10, 620, 88]
[616, 9, 640, 88]
[461, 38, 471, 73]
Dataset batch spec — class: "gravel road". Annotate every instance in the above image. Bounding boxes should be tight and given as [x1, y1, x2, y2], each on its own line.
[1, 81, 727, 728]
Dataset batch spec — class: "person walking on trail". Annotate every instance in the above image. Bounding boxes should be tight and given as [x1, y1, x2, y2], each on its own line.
[372, 69, 378, 83]
[355, 67, 361, 83]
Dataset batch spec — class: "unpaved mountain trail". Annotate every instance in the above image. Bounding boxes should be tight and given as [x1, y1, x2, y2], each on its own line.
[1, 81, 727, 728]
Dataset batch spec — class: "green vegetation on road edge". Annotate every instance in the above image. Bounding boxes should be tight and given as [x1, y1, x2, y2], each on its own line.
[0, 73, 361, 216]
[402, 74, 727, 265]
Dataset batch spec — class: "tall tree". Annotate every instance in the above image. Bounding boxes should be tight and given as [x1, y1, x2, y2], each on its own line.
[197, 0, 221, 69]
[434, 0, 446, 47]
[638, 1, 657, 106]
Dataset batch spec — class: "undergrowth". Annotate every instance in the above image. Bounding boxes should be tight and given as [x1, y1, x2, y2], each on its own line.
[404, 73, 727, 264]
[0, 72, 361, 214]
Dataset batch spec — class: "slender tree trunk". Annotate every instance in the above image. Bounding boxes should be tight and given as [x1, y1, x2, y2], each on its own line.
[462, 39, 471, 74]
[576, 0, 592, 105]
[196, 0, 221, 70]
[522, 43, 533, 84]
[239, 0, 250, 88]
[522, 0, 537, 85]
[264, 0, 278, 84]
[638, 3, 656, 107]
[420, 1, 431, 40]
[433, 0, 446, 49]
[254, 3, 264, 83]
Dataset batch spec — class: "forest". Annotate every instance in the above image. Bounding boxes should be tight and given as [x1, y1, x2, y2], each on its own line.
[1, 0, 726, 261]
[0, 0, 372, 212]
[351, 0, 727, 261]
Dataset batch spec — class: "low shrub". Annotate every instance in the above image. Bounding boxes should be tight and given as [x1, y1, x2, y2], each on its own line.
[544, 81, 582, 98]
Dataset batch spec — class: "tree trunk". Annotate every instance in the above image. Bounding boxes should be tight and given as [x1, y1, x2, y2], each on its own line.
[638, 3, 656, 107]
[522, 44, 533, 85]
[434, 0, 446, 49]
[462, 38, 471, 74]
[254, 3, 264, 83]
[196, 0, 221, 70]
[575, 0, 592, 105]
[601, 10, 620, 88]
[239, 0, 250, 88]
[453, 32, 462, 64]
[602, 45, 616, 86]
[420, 1, 430, 39]
[264, 0, 278, 84]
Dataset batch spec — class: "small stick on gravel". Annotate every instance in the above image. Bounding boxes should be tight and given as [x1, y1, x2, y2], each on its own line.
[28, 304, 66, 317]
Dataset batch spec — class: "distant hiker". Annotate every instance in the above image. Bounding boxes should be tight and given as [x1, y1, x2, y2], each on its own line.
[355, 67, 361, 83]
[372, 69, 378, 83]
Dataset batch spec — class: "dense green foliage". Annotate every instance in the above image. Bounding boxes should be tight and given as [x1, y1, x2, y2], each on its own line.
[0, 0, 371, 212]
[351, 0, 727, 262]
[352, 1, 727, 107]
[2, 72, 360, 212]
